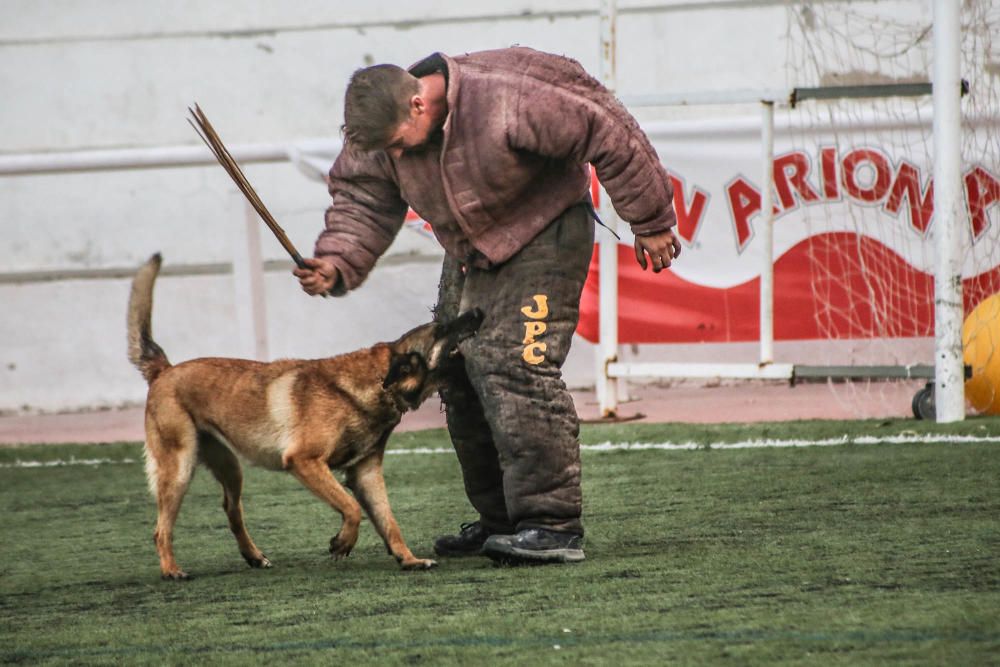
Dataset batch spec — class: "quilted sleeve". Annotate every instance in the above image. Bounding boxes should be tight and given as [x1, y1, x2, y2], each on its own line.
[313, 146, 408, 294]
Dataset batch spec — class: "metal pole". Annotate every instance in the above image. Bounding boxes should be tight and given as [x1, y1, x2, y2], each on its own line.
[597, 0, 620, 417]
[0, 139, 341, 176]
[932, 0, 965, 423]
[759, 101, 775, 365]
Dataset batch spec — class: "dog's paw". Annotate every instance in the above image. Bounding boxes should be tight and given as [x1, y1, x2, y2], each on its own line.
[161, 570, 191, 581]
[329, 534, 355, 560]
[400, 557, 438, 571]
[243, 553, 272, 569]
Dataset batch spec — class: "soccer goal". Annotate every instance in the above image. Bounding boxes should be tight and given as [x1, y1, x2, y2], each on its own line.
[784, 2, 999, 421]
[592, 0, 1000, 423]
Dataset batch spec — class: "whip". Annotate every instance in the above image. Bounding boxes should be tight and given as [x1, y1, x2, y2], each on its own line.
[187, 104, 308, 269]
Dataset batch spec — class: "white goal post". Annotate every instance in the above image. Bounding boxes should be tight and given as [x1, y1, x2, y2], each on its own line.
[930, 0, 965, 423]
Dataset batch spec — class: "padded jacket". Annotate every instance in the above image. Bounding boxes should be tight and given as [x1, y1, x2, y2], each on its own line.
[314, 47, 676, 294]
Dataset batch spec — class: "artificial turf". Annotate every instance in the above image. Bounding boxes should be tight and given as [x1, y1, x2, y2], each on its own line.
[1, 418, 998, 665]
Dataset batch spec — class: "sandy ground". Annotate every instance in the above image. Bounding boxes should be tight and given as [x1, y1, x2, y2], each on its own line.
[0, 380, 927, 445]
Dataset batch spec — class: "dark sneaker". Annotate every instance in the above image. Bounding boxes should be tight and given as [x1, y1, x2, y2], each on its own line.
[483, 528, 585, 565]
[433, 521, 493, 557]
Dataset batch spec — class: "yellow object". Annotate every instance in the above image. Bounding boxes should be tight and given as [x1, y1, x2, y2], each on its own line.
[963, 292, 1000, 415]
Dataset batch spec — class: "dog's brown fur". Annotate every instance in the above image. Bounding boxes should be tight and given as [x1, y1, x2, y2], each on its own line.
[127, 253, 481, 580]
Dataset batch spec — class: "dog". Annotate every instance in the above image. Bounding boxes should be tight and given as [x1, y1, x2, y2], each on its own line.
[127, 253, 482, 579]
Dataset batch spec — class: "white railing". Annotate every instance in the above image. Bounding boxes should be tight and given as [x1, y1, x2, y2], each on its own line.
[0, 137, 340, 362]
[0, 138, 341, 176]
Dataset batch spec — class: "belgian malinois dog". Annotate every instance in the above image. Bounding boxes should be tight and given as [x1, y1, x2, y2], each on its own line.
[127, 253, 482, 580]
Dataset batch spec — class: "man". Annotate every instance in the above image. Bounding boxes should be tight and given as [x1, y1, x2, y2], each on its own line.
[295, 47, 679, 565]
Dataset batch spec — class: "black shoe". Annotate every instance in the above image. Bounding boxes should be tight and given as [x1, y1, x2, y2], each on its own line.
[483, 528, 585, 565]
[433, 521, 493, 557]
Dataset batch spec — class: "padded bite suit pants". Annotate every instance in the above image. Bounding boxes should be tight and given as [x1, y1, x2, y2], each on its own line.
[435, 202, 594, 535]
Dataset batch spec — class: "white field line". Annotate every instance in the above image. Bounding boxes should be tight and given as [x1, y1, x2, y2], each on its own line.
[2, 433, 997, 468]
[0, 457, 139, 468]
[583, 433, 1000, 451]
[385, 433, 1000, 455]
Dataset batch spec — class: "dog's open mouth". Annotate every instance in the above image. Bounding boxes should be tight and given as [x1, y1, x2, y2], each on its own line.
[431, 308, 484, 366]
[448, 308, 485, 345]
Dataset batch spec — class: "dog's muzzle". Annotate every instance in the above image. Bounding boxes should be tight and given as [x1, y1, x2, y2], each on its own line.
[430, 308, 484, 368]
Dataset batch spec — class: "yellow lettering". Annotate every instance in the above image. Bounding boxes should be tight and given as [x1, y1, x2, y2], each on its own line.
[520, 294, 549, 319]
[523, 321, 547, 344]
[522, 342, 547, 365]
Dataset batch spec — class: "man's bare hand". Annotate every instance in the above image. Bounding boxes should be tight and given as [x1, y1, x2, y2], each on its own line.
[634, 229, 682, 273]
[293, 257, 339, 296]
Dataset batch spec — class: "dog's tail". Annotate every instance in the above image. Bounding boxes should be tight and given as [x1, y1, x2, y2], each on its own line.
[127, 253, 171, 384]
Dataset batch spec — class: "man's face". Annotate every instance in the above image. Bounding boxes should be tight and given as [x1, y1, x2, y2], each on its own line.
[383, 98, 436, 158]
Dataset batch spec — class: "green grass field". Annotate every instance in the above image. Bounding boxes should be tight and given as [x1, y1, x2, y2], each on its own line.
[2, 418, 999, 665]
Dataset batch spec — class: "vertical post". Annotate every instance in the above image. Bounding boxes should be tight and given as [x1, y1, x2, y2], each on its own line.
[932, 0, 965, 423]
[597, 0, 619, 417]
[759, 101, 775, 365]
[232, 199, 269, 361]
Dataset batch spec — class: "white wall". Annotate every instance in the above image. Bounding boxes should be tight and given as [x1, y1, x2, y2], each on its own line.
[0, 1, 945, 413]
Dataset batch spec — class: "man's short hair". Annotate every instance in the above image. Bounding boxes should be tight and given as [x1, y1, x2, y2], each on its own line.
[342, 64, 419, 151]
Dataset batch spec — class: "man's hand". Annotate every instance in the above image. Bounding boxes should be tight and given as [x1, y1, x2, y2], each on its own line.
[293, 257, 339, 296]
[634, 229, 682, 273]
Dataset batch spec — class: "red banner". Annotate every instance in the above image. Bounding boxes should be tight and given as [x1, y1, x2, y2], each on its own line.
[575, 123, 1000, 344]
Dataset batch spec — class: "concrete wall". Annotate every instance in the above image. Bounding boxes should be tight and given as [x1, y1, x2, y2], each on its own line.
[0, 1, 942, 413]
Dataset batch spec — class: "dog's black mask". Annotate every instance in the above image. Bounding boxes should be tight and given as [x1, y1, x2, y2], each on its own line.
[383, 352, 427, 390]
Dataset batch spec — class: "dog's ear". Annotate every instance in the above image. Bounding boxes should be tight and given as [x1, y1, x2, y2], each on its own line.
[383, 352, 425, 390]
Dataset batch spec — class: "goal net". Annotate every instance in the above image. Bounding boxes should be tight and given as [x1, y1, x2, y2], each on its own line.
[784, 1, 1000, 414]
